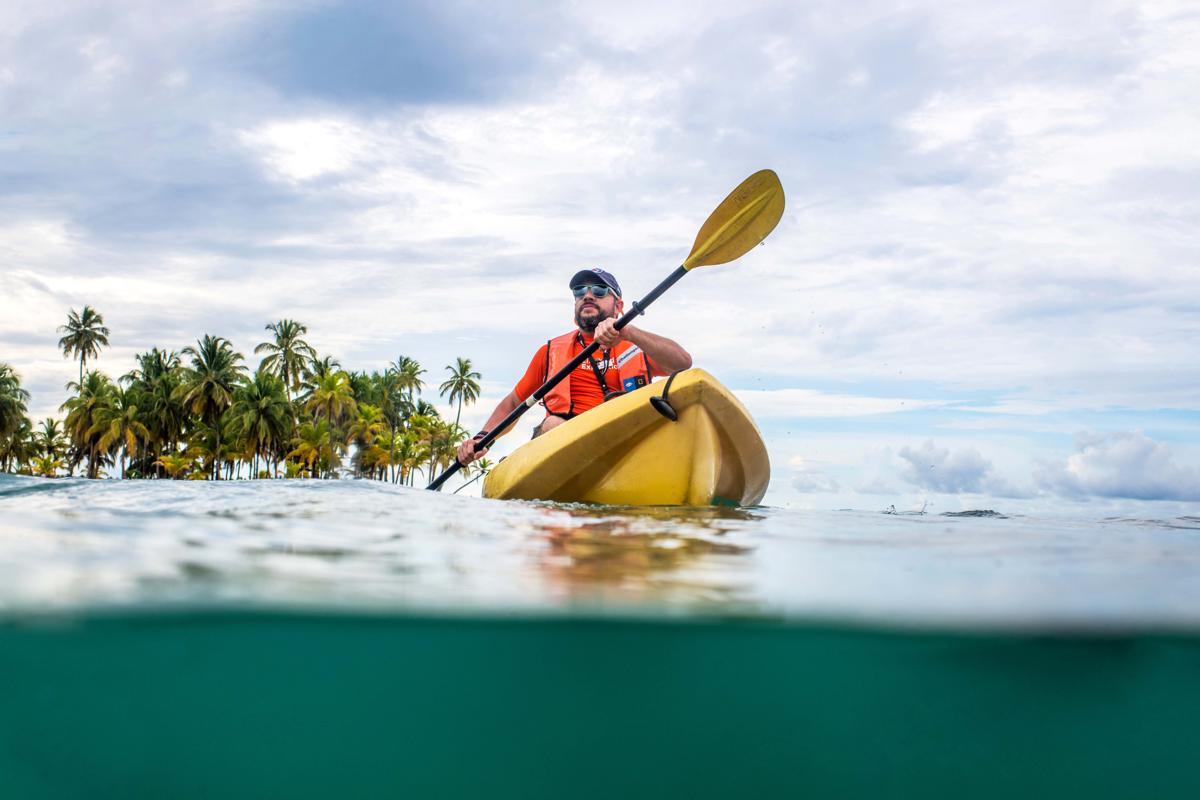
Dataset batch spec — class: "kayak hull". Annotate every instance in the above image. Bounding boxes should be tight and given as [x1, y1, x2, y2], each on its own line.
[482, 368, 769, 506]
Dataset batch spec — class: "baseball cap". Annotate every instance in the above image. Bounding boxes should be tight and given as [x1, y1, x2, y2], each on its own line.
[568, 268, 622, 297]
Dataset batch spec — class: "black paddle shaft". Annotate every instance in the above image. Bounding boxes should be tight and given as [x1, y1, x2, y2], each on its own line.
[426, 265, 689, 491]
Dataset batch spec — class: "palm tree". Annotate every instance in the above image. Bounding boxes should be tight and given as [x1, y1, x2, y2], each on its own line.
[302, 354, 342, 390]
[254, 320, 316, 402]
[425, 419, 466, 481]
[0, 364, 31, 471]
[392, 356, 425, 408]
[1, 421, 36, 474]
[227, 369, 292, 477]
[379, 359, 420, 486]
[391, 430, 419, 486]
[120, 352, 180, 476]
[452, 457, 493, 495]
[13, 418, 37, 474]
[132, 352, 186, 477]
[35, 418, 65, 460]
[61, 371, 114, 478]
[347, 370, 382, 407]
[90, 385, 150, 479]
[31, 454, 65, 478]
[405, 411, 439, 485]
[122, 347, 180, 387]
[154, 453, 193, 479]
[346, 403, 386, 477]
[288, 418, 334, 478]
[184, 421, 219, 480]
[176, 335, 246, 479]
[57, 306, 111, 385]
[439, 357, 482, 426]
[370, 429, 397, 481]
[304, 371, 356, 478]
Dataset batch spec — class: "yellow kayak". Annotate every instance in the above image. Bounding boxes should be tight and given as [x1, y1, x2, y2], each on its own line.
[482, 368, 769, 506]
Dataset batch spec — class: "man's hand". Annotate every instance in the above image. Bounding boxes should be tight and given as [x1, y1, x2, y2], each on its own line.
[594, 318, 623, 349]
[456, 432, 488, 466]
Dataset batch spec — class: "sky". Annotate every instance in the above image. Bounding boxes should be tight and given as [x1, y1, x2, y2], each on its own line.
[1, 0, 1198, 511]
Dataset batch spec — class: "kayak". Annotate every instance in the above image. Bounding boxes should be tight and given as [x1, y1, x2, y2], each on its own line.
[482, 368, 769, 506]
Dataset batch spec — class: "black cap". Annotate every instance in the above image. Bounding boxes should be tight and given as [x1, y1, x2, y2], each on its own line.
[568, 268, 621, 297]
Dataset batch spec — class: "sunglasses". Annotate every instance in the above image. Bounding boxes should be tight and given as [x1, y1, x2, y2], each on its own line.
[572, 284, 614, 299]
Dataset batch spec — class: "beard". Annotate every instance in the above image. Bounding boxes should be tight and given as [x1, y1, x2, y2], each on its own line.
[575, 303, 613, 333]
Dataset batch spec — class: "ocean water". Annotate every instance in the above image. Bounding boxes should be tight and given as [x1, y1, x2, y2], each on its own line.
[2, 473, 1199, 626]
[4, 473, 1200, 799]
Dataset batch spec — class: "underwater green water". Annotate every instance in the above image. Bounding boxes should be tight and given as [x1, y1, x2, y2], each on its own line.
[4, 611, 1200, 799]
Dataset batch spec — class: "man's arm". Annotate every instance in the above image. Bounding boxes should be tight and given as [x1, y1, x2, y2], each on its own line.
[595, 320, 692, 373]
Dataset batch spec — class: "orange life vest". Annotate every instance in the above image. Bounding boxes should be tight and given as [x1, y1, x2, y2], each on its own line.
[542, 330, 652, 417]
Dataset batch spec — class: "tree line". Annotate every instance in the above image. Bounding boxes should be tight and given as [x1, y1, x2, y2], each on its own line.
[0, 307, 487, 486]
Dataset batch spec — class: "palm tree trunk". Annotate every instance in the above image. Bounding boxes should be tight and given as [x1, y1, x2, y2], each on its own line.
[328, 424, 335, 479]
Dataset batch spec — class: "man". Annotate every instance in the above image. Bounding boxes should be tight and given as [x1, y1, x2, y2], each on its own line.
[456, 268, 692, 466]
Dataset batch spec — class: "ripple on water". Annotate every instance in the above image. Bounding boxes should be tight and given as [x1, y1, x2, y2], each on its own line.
[3, 473, 1200, 628]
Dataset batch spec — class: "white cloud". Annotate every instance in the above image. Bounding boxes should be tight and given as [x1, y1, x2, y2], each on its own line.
[239, 118, 374, 182]
[2, 1, 1199, 510]
[904, 86, 1104, 153]
[787, 455, 840, 493]
[1037, 431, 1200, 501]
[792, 470, 840, 493]
[897, 439, 1022, 495]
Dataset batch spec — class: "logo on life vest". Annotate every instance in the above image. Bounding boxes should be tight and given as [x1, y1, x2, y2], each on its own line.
[623, 375, 647, 392]
[615, 346, 642, 367]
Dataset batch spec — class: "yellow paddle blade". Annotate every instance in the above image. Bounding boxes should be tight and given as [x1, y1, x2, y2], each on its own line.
[682, 169, 785, 270]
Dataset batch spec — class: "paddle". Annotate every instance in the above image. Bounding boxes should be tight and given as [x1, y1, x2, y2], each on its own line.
[426, 169, 785, 492]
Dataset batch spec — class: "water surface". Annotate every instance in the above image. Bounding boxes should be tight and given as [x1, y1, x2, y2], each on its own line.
[4, 473, 1199, 628]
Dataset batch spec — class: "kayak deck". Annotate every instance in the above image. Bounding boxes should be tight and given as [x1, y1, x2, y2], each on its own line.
[483, 368, 769, 506]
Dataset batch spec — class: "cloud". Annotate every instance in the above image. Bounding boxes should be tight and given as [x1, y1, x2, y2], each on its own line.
[788, 456, 839, 493]
[2, 1, 1199, 509]
[239, 118, 375, 183]
[1037, 431, 1200, 501]
[896, 439, 1021, 495]
[792, 470, 839, 493]
[235, 1, 569, 106]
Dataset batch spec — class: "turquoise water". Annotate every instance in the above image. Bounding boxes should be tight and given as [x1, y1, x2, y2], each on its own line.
[4, 474, 1200, 798]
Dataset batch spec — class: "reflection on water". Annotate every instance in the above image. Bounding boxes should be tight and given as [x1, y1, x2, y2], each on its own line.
[4, 474, 1200, 628]
[0, 475, 767, 615]
[526, 504, 755, 606]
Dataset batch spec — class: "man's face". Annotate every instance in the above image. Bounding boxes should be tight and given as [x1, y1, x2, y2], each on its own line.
[573, 285, 622, 333]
